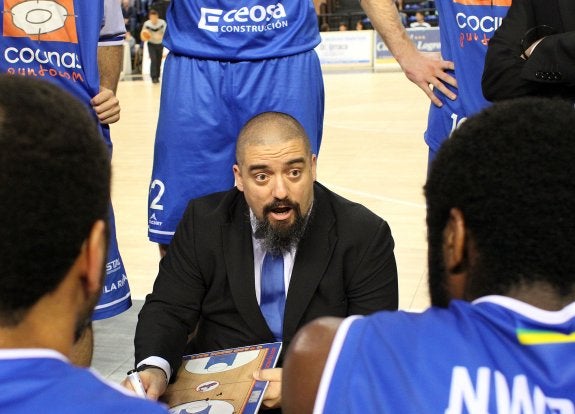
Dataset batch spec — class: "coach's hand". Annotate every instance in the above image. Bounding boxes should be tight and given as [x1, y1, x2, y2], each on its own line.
[122, 366, 168, 400]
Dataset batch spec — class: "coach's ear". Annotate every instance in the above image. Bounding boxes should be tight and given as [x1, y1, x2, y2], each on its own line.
[311, 154, 317, 182]
[233, 164, 244, 192]
[444, 208, 467, 300]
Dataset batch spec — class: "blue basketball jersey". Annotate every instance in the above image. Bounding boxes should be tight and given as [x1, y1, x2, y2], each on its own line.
[317, 296, 575, 413]
[0, 0, 131, 319]
[0, 349, 168, 413]
[1, 0, 101, 128]
[163, 0, 320, 60]
[424, 0, 511, 152]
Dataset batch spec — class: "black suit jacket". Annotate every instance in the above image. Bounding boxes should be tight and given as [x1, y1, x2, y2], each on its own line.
[482, 0, 575, 101]
[135, 182, 398, 376]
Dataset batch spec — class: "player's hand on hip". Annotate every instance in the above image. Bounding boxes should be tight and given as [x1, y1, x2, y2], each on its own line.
[91, 86, 121, 124]
[253, 368, 282, 409]
[399, 49, 458, 107]
[121, 367, 168, 401]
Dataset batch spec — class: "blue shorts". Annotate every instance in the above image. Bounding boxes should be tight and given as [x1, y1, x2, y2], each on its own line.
[93, 126, 131, 320]
[148, 50, 324, 244]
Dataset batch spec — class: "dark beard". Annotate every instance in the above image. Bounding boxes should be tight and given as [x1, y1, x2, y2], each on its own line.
[74, 260, 106, 342]
[73, 315, 92, 343]
[73, 292, 99, 342]
[427, 237, 451, 308]
[254, 199, 307, 256]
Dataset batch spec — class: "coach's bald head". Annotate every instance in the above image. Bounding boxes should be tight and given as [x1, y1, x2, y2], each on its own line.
[235, 112, 312, 166]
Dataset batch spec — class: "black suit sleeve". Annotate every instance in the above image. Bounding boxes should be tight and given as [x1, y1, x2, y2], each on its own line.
[346, 218, 398, 315]
[482, 0, 575, 101]
[482, 0, 535, 100]
[522, 32, 575, 84]
[134, 202, 205, 376]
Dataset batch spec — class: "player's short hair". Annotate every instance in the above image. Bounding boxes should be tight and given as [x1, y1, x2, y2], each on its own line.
[149, 8, 159, 16]
[236, 112, 311, 165]
[425, 97, 575, 299]
[0, 76, 111, 326]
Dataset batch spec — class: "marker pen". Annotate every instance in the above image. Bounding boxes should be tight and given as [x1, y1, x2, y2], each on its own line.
[127, 368, 148, 399]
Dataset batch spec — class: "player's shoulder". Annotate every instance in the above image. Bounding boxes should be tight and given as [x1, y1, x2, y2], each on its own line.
[43, 364, 168, 413]
[84, 369, 167, 412]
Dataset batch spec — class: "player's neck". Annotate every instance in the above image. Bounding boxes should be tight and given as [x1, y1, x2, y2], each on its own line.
[0, 298, 75, 356]
[505, 281, 575, 311]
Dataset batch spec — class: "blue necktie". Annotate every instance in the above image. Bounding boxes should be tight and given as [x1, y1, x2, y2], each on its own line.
[260, 252, 285, 341]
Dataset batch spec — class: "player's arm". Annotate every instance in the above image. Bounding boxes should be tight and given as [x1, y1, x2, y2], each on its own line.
[93, 46, 123, 124]
[360, 0, 457, 106]
[282, 317, 343, 414]
[92, 0, 125, 124]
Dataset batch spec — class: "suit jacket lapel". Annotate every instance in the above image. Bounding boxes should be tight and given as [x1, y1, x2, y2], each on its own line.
[222, 197, 273, 341]
[283, 184, 337, 337]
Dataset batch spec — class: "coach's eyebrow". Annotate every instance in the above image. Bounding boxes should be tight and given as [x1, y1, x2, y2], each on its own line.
[286, 157, 306, 166]
[248, 164, 270, 172]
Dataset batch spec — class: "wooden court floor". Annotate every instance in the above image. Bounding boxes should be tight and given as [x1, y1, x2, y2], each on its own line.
[111, 69, 431, 310]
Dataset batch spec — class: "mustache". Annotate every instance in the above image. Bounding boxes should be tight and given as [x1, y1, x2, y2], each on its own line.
[262, 199, 299, 215]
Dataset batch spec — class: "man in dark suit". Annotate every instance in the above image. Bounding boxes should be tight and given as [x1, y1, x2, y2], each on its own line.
[127, 112, 398, 409]
[482, 0, 575, 101]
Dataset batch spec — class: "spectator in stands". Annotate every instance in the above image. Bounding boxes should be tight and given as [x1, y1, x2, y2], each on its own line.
[283, 97, 575, 414]
[125, 32, 138, 72]
[150, 0, 171, 19]
[339, 22, 349, 31]
[410, 11, 431, 28]
[134, 0, 150, 26]
[122, 0, 137, 37]
[356, 21, 365, 31]
[394, 0, 407, 27]
[140, 9, 167, 84]
[320, 23, 331, 32]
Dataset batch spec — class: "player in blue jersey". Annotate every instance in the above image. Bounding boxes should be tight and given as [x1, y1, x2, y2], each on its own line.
[0, 76, 167, 414]
[92, 0, 134, 325]
[147, 0, 458, 255]
[283, 97, 575, 413]
[424, 0, 510, 166]
[0, 0, 132, 365]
